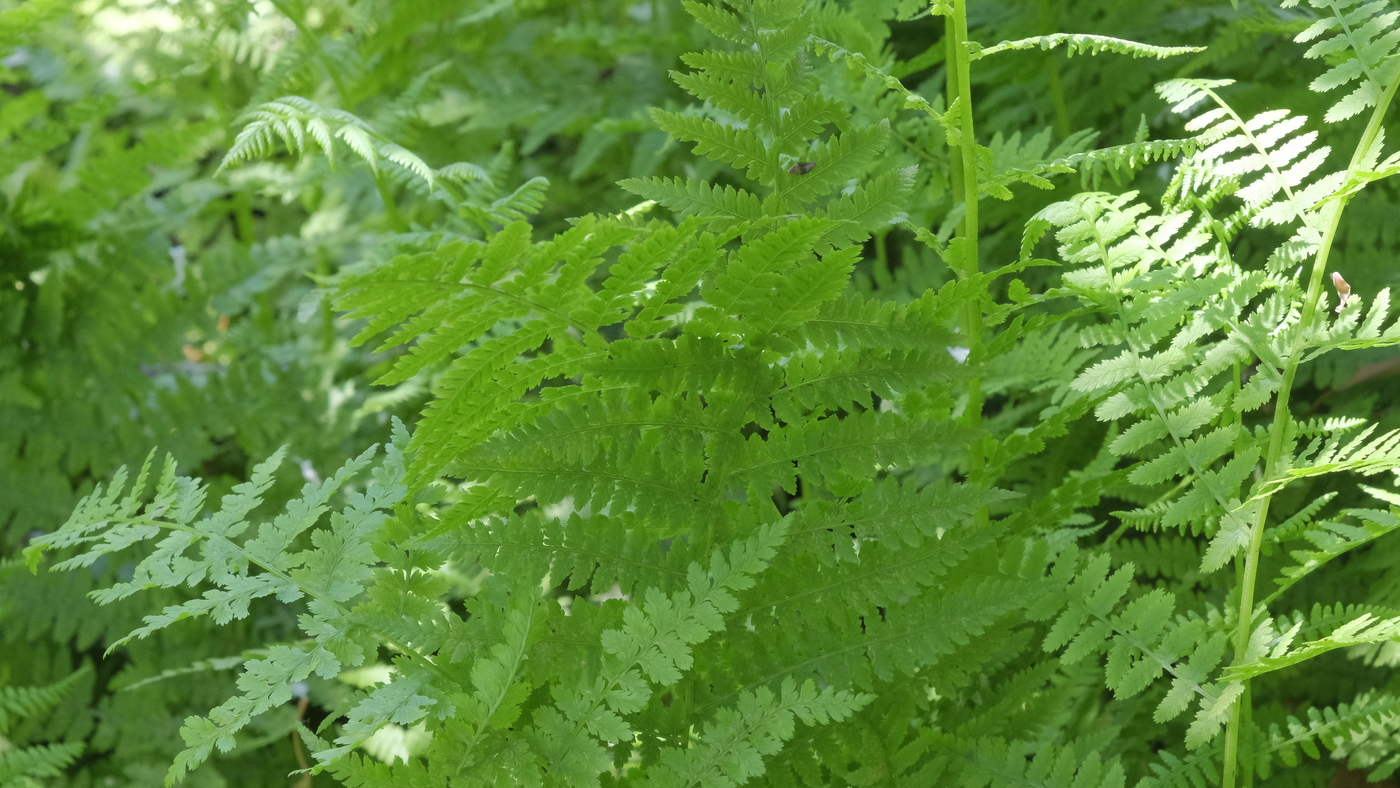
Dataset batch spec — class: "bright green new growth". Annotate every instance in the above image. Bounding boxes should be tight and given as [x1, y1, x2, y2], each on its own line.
[26, 433, 410, 784]
[971, 33, 1205, 60]
[221, 96, 468, 189]
[219, 95, 551, 234]
[1026, 1, 1400, 784]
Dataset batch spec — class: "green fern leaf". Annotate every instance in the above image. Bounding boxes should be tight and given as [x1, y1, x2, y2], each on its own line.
[619, 176, 766, 223]
[972, 33, 1204, 60]
[1287, 0, 1400, 122]
[640, 678, 871, 788]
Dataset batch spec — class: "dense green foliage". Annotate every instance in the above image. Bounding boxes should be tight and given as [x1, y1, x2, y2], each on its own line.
[8, 0, 1400, 786]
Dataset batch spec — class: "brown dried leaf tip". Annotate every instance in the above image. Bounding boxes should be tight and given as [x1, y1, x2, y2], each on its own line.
[1332, 271, 1352, 313]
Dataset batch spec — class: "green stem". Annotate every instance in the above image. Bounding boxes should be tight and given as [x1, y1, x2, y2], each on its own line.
[945, 27, 963, 205]
[1219, 65, 1400, 788]
[376, 176, 409, 232]
[947, 0, 986, 494]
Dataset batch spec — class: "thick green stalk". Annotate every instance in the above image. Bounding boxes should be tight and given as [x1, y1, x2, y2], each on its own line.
[1219, 67, 1400, 788]
[947, 0, 985, 486]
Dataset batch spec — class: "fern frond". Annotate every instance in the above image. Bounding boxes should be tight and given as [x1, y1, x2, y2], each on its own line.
[809, 36, 945, 121]
[114, 652, 262, 693]
[774, 346, 967, 423]
[1271, 506, 1400, 604]
[1136, 696, 1400, 788]
[801, 291, 957, 352]
[980, 128, 1098, 198]
[651, 109, 781, 184]
[0, 650, 87, 783]
[530, 521, 789, 787]
[0, 666, 88, 732]
[732, 412, 976, 494]
[776, 121, 893, 206]
[1137, 747, 1223, 788]
[0, 741, 87, 785]
[337, 216, 653, 478]
[1305, 285, 1400, 357]
[330, 754, 435, 788]
[221, 96, 491, 196]
[822, 165, 916, 245]
[972, 33, 1204, 61]
[963, 738, 1127, 788]
[30, 2, 1080, 785]
[1262, 492, 1340, 558]
[619, 176, 767, 223]
[701, 573, 1023, 704]
[25, 437, 417, 784]
[1266, 694, 1400, 778]
[683, 0, 756, 45]
[1033, 137, 1203, 183]
[1287, 0, 1400, 123]
[440, 509, 691, 597]
[1165, 689, 1400, 788]
[641, 678, 870, 788]
[1027, 547, 1228, 735]
[1295, 415, 1370, 438]
[1225, 609, 1400, 681]
[483, 175, 549, 223]
[1037, 189, 1270, 570]
[1158, 79, 1341, 229]
[1259, 423, 1400, 498]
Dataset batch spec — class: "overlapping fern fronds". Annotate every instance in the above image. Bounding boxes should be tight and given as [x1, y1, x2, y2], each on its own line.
[0, 667, 87, 786]
[1029, 1, 1400, 781]
[1027, 188, 1277, 571]
[24, 435, 413, 783]
[31, 1, 999, 784]
[32, 1, 1400, 787]
[1286, 0, 1400, 123]
[1158, 78, 1341, 232]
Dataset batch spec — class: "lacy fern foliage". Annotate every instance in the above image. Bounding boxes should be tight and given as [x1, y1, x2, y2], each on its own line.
[24, 1, 1400, 787]
[26, 437, 409, 784]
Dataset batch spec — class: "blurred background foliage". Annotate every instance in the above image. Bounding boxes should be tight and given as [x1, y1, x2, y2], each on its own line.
[1, 0, 1397, 785]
